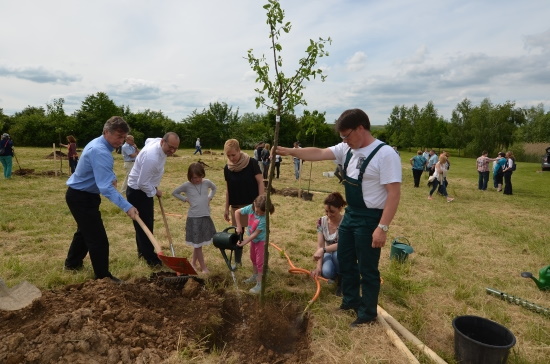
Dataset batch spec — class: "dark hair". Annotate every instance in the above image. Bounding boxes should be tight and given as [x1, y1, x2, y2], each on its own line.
[253, 194, 275, 214]
[103, 116, 130, 134]
[187, 162, 205, 181]
[323, 192, 347, 209]
[67, 135, 76, 143]
[335, 109, 370, 132]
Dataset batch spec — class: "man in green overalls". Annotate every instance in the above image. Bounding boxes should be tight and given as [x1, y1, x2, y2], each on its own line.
[277, 109, 401, 327]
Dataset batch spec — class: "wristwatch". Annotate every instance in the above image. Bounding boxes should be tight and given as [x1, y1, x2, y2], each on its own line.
[377, 224, 389, 232]
[323, 247, 327, 254]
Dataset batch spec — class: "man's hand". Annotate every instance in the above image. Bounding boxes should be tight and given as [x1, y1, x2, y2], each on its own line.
[126, 207, 139, 220]
[372, 228, 387, 248]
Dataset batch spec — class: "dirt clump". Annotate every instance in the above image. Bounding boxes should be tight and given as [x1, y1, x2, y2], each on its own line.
[0, 272, 310, 363]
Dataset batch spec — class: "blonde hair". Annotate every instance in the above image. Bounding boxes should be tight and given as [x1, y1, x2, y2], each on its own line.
[224, 139, 240, 154]
[439, 154, 447, 164]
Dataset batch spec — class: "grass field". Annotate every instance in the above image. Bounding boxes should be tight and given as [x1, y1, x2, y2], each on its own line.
[1, 145, 549, 363]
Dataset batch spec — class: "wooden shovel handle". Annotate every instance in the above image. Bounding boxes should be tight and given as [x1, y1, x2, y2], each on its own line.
[135, 215, 163, 254]
[157, 196, 175, 253]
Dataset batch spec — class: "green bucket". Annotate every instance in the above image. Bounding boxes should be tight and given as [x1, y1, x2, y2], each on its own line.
[390, 237, 414, 262]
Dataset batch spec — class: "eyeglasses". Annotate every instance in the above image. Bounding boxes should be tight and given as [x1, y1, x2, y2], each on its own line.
[340, 129, 355, 140]
[165, 142, 179, 151]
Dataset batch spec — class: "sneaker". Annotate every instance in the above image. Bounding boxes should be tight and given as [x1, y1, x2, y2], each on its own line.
[249, 283, 261, 294]
[350, 317, 376, 328]
[447, 198, 454, 202]
[243, 274, 257, 284]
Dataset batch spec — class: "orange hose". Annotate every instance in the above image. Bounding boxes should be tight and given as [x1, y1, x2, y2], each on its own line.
[270, 242, 328, 304]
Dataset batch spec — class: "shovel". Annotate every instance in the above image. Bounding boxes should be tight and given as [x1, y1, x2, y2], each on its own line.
[134, 215, 197, 276]
[157, 196, 176, 257]
[0, 278, 42, 311]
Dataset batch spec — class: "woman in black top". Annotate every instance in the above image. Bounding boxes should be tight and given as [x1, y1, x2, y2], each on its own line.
[223, 139, 265, 227]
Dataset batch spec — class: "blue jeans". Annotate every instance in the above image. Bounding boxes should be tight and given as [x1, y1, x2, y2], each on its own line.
[293, 158, 300, 179]
[321, 251, 339, 280]
[478, 171, 489, 190]
[429, 179, 448, 197]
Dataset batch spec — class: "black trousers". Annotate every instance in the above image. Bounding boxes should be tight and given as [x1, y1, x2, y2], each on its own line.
[126, 187, 161, 265]
[503, 171, 513, 195]
[412, 169, 423, 187]
[65, 187, 112, 279]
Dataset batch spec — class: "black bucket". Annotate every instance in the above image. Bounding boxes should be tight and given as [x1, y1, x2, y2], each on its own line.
[452, 315, 516, 364]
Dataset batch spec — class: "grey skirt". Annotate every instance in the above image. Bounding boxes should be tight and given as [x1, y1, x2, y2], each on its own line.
[185, 216, 216, 248]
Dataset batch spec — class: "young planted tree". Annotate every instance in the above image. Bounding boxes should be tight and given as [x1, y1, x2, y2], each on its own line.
[246, 0, 331, 301]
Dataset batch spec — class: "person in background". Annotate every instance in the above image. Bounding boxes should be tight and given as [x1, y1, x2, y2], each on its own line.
[276, 108, 401, 327]
[428, 154, 454, 202]
[422, 148, 430, 167]
[409, 150, 427, 188]
[235, 194, 275, 294]
[194, 138, 202, 155]
[274, 154, 282, 178]
[261, 143, 271, 179]
[493, 152, 507, 191]
[392, 146, 400, 156]
[120, 135, 139, 195]
[223, 139, 265, 228]
[64, 116, 138, 283]
[0, 133, 14, 179]
[292, 141, 301, 180]
[255, 142, 265, 174]
[311, 192, 347, 296]
[172, 162, 216, 274]
[60, 135, 78, 175]
[502, 151, 515, 195]
[476, 151, 497, 191]
[427, 149, 438, 176]
[127, 132, 180, 268]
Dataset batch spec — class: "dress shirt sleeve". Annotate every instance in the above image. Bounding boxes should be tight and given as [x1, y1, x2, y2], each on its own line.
[93, 149, 132, 212]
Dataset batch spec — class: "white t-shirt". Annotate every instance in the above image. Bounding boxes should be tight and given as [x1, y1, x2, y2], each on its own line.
[329, 140, 401, 209]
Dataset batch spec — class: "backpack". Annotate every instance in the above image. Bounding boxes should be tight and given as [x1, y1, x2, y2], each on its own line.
[511, 160, 517, 172]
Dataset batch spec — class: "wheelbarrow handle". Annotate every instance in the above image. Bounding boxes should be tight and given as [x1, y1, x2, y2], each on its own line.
[135, 215, 163, 254]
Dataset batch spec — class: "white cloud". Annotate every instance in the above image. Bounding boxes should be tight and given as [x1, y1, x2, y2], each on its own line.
[346, 52, 367, 72]
[0, 0, 549, 126]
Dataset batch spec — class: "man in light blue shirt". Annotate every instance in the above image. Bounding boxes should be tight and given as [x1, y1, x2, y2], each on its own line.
[427, 150, 438, 176]
[64, 116, 138, 283]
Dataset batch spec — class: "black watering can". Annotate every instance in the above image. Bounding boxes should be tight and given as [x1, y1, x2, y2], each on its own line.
[213, 226, 243, 272]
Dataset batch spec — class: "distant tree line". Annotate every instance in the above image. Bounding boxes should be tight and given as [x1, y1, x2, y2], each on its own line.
[384, 99, 550, 158]
[0, 92, 339, 149]
[1, 92, 548, 156]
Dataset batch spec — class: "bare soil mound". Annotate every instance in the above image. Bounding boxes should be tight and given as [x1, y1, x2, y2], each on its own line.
[0, 273, 310, 364]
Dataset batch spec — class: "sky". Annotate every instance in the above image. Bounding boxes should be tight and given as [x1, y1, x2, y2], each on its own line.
[1, 0, 549, 126]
